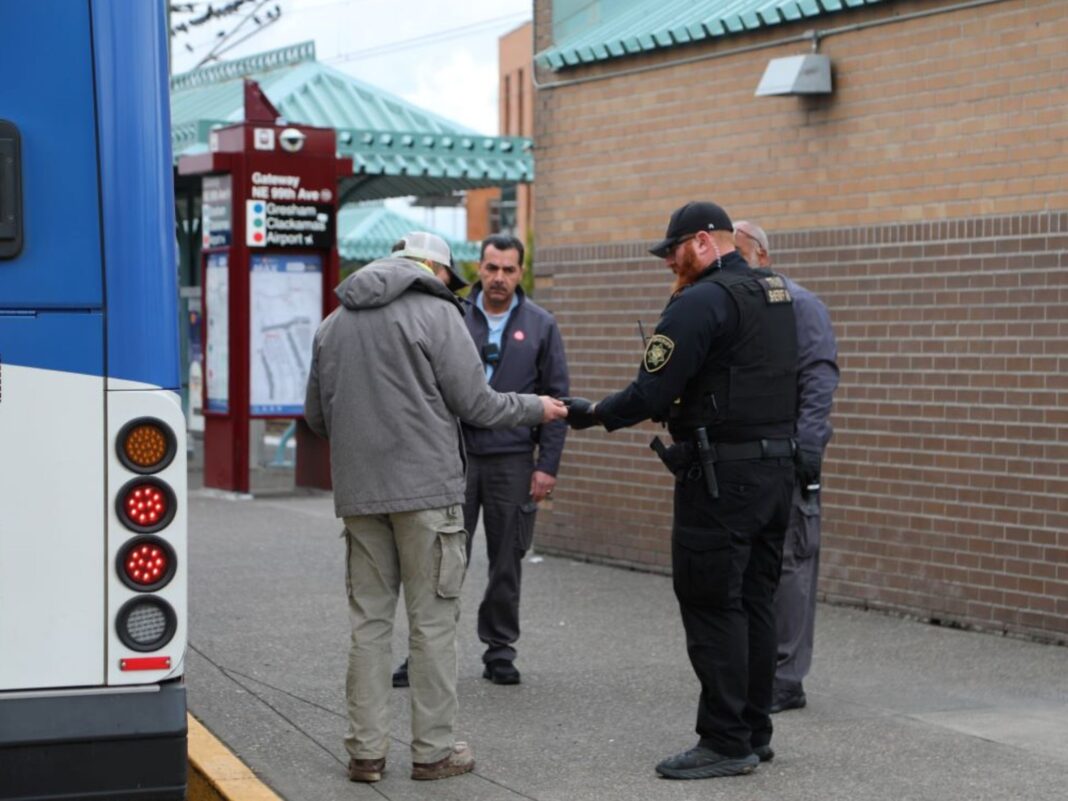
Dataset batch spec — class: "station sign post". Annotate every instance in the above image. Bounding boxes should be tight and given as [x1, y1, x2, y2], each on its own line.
[179, 81, 351, 493]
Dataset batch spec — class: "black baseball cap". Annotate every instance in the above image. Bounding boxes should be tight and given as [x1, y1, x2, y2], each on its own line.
[649, 201, 734, 258]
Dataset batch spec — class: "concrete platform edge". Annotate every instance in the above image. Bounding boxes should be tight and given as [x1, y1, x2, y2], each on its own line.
[187, 713, 283, 801]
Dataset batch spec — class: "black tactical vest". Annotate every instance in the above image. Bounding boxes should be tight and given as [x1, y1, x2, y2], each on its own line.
[668, 268, 799, 442]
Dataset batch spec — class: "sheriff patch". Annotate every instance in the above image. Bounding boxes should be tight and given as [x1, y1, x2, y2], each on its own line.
[643, 334, 675, 373]
[759, 275, 792, 305]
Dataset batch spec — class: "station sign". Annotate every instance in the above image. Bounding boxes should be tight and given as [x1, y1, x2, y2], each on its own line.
[245, 171, 334, 249]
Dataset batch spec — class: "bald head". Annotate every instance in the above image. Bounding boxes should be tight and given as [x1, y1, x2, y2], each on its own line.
[734, 221, 771, 268]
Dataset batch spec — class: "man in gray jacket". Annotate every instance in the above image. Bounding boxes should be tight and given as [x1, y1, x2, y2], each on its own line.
[304, 232, 567, 784]
[735, 220, 840, 716]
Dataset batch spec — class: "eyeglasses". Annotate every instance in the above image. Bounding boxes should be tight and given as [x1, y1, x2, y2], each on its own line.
[666, 234, 697, 258]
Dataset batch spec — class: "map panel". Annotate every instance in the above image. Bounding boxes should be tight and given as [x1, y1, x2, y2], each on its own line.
[249, 253, 322, 416]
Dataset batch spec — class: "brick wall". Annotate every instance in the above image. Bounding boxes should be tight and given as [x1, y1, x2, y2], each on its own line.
[532, 0, 1068, 641]
[536, 213, 1068, 641]
[533, 0, 1068, 243]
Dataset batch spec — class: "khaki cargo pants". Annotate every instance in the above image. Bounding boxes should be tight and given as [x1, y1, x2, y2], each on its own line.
[342, 505, 468, 764]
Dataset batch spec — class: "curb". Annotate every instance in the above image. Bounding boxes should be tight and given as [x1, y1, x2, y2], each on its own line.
[187, 714, 283, 801]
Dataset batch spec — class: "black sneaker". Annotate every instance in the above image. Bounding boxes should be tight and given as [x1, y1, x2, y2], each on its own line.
[482, 659, 521, 685]
[655, 747, 758, 780]
[769, 683, 806, 714]
[753, 744, 774, 762]
[392, 658, 409, 688]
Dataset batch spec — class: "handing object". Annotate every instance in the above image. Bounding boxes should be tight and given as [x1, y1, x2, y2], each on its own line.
[561, 397, 599, 430]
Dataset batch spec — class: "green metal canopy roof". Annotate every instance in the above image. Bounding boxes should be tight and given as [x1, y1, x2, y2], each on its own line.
[536, 0, 887, 71]
[170, 42, 533, 203]
[337, 205, 480, 264]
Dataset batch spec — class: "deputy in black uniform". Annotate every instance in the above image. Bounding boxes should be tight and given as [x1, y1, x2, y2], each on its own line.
[565, 201, 798, 780]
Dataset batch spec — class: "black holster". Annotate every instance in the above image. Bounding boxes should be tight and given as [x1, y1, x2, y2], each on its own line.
[650, 436, 691, 477]
[651, 432, 720, 498]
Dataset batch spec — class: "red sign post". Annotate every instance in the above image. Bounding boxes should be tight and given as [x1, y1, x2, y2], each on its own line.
[179, 81, 351, 493]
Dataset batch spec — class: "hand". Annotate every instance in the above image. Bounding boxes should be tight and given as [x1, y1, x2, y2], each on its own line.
[561, 397, 599, 430]
[539, 395, 568, 423]
[530, 470, 556, 503]
[795, 447, 822, 498]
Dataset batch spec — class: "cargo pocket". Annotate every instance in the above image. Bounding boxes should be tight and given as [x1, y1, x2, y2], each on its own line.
[434, 521, 468, 599]
[671, 527, 731, 608]
[515, 501, 537, 553]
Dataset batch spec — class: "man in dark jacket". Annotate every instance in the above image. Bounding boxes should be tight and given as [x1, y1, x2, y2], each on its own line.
[393, 234, 569, 688]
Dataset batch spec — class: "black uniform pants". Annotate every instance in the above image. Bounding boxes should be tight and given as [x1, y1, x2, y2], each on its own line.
[671, 456, 795, 757]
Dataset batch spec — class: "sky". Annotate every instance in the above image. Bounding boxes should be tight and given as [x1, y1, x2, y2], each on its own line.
[169, 0, 534, 137]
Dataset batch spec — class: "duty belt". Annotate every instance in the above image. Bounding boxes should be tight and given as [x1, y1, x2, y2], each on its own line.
[708, 438, 795, 461]
[650, 433, 795, 499]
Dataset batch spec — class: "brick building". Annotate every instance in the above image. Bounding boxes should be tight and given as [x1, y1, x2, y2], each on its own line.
[467, 22, 536, 244]
[531, 0, 1068, 642]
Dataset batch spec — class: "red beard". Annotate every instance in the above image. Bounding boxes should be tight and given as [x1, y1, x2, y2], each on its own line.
[671, 243, 705, 295]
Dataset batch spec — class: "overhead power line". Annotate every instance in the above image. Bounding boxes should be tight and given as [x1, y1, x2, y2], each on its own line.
[326, 11, 529, 65]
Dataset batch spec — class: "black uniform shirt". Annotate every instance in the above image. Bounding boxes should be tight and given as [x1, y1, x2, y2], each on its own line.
[596, 252, 749, 432]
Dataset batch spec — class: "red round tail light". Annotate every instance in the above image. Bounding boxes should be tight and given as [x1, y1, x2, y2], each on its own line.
[117, 536, 177, 592]
[116, 478, 176, 533]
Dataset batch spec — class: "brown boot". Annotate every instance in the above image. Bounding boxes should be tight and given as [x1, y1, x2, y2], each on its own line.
[347, 757, 385, 783]
[411, 742, 474, 780]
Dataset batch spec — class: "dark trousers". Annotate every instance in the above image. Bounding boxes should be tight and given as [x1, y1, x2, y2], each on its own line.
[671, 457, 794, 757]
[463, 451, 537, 664]
[774, 485, 821, 688]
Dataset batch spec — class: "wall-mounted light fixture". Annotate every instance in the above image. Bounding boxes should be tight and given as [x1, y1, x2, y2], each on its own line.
[755, 53, 832, 96]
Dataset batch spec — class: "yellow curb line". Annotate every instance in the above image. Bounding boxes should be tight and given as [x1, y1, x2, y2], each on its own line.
[187, 713, 283, 801]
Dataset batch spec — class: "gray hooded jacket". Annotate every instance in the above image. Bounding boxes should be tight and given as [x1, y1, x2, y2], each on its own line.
[304, 257, 544, 518]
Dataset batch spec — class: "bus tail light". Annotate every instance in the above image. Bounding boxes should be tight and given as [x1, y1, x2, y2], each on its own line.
[116, 418, 176, 474]
[116, 478, 176, 533]
[117, 536, 176, 591]
[116, 597, 177, 652]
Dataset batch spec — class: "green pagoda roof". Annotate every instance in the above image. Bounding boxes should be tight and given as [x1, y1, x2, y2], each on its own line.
[171, 42, 532, 202]
[337, 205, 480, 263]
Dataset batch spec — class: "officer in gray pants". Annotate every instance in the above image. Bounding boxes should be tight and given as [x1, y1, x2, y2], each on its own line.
[735, 221, 840, 713]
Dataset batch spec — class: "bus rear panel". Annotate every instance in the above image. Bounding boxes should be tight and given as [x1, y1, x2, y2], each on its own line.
[1, 2, 187, 798]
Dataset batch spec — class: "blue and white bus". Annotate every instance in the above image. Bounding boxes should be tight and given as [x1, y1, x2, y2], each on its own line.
[1, 2, 187, 799]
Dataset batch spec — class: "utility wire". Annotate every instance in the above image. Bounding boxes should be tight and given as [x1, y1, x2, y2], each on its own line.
[326, 11, 529, 64]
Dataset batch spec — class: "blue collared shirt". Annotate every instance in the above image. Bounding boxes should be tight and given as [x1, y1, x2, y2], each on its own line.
[476, 291, 518, 381]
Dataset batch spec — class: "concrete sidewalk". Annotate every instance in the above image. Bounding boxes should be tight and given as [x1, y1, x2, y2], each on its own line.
[186, 485, 1068, 801]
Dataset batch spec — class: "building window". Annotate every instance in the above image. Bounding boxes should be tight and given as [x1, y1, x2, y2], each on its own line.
[489, 185, 518, 235]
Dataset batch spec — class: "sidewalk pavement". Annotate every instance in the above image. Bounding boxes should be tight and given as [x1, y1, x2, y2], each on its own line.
[187, 482, 1068, 801]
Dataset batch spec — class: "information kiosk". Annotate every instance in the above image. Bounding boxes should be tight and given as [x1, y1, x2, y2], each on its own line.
[179, 81, 352, 492]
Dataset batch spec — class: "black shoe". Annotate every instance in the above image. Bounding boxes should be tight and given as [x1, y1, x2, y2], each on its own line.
[770, 683, 806, 714]
[655, 747, 758, 780]
[392, 659, 409, 688]
[482, 659, 521, 685]
[753, 744, 774, 763]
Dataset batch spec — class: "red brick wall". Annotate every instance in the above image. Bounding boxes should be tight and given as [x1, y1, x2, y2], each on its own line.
[531, 0, 1068, 641]
[532, 0, 1068, 243]
[532, 0, 1068, 641]
[536, 212, 1068, 642]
